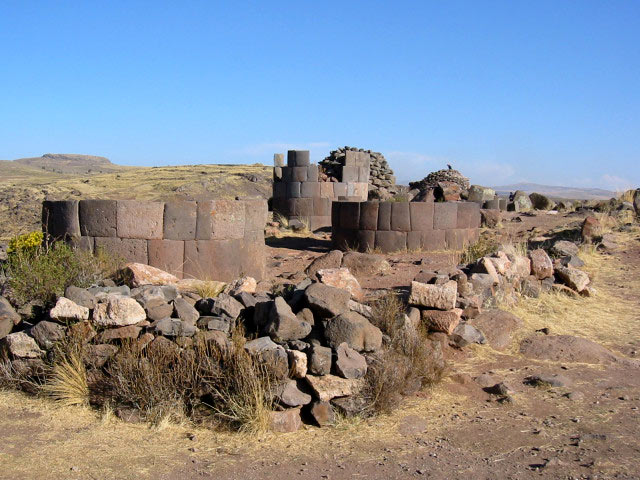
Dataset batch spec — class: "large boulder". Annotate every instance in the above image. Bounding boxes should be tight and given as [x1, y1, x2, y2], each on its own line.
[528, 249, 553, 280]
[244, 337, 289, 379]
[316, 268, 364, 301]
[2, 332, 43, 359]
[550, 240, 579, 258]
[480, 209, 501, 228]
[512, 191, 532, 212]
[0, 296, 20, 340]
[421, 309, 462, 335]
[554, 266, 590, 292]
[276, 380, 312, 407]
[268, 407, 302, 433]
[266, 297, 312, 342]
[520, 335, 638, 366]
[305, 250, 344, 280]
[324, 311, 382, 352]
[341, 252, 391, 277]
[529, 193, 555, 210]
[634, 189, 640, 215]
[450, 324, 486, 348]
[49, 297, 90, 322]
[92, 296, 147, 327]
[468, 185, 496, 203]
[305, 374, 364, 402]
[30, 321, 66, 350]
[335, 342, 367, 379]
[304, 283, 350, 319]
[64, 286, 97, 309]
[121, 263, 179, 288]
[468, 310, 523, 351]
[408, 280, 457, 310]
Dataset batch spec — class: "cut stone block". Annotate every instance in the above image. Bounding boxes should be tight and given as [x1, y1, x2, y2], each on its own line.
[377, 202, 392, 231]
[422, 230, 446, 251]
[42, 200, 80, 240]
[358, 166, 369, 183]
[407, 230, 422, 250]
[79, 199, 117, 237]
[116, 201, 164, 239]
[148, 239, 184, 278]
[94, 237, 148, 264]
[273, 181, 287, 198]
[313, 197, 331, 216]
[359, 202, 379, 230]
[341, 165, 358, 182]
[292, 167, 308, 182]
[300, 181, 320, 198]
[163, 201, 197, 240]
[333, 182, 347, 198]
[445, 229, 467, 250]
[353, 182, 368, 200]
[433, 202, 458, 230]
[375, 231, 407, 253]
[243, 198, 268, 233]
[307, 164, 318, 182]
[339, 202, 360, 230]
[287, 182, 301, 198]
[320, 182, 334, 198]
[409, 202, 434, 231]
[391, 202, 411, 231]
[195, 199, 245, 240]
[273, 153, 284, 167]
[457, 202, 481, 229]
[355, 230, 375, 252]
[289, 198, 314, 217]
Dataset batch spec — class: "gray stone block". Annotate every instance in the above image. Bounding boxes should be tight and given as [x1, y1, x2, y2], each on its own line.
[95, 237, 148, 264]
[69, 236, 94, 253]
[333, 229, 358, 250]
[320, 182, 334, 198]
[292, 167, 308, 182]
[339, 202, 360, 230]
[433, 202, 458, 230]
[309, 215, 332, 231]
[331, 202, 341, 231]
[307, 164, 318, 182]
[313, 197, 331, 216]
[457, 202, 481, 229]
[375, 231, 407, 253]
[391, 202, 411, 231]
[42, 200, 80, 240]
[287, 150, 310, 167]
[274, 153, 285, 167]
[116, 201, 164, 239]
[273, 166, 283, 181]
[359, 202, 379, 230]
[290, 198, 314, 217]
[409, 202, 434, 231]
[341, 165, 359, 183]
[79, 200, 117, 237]
[422, 230, 446, 251]
[148, 239, 184, 278]
[281, 166, 292, 182]
[273, 181, 287, 198]
[356, 230, 375, 252]
[377, 202, 392, 231]
[287, 182, 301, 198]
[358, 166, 369, 183]
[300, 181, 320, 198]
[196, 199, 245, 240]
[333, 182, 347, 198]
[445, 229, 468, 250]
[163, 201, 197, 240]
[407, 231, 422, 251]
[244, 198, 268, 233]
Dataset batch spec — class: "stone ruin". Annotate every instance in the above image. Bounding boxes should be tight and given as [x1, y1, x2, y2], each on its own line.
[331, 200, 481, 253]
[319, 146, 400, 200]
[409, 167, 471, 202]
[41, 198, 267, 281]
[272, 150, 369, 230]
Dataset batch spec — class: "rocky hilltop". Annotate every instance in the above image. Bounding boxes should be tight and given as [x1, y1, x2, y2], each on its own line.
[12, 153, 120, 175]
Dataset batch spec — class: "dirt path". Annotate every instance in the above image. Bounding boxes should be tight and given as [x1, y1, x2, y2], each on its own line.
[1, 221, 639, 480]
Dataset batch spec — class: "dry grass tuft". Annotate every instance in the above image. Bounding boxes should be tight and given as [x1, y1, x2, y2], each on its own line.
[42, 348, 89, 407]
[460, 234, 499, 264]
[194, 280, 226, 299]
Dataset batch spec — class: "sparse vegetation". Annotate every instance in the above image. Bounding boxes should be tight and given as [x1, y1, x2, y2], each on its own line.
[42, 341, 89, 407]
[460, 234, 499, 264]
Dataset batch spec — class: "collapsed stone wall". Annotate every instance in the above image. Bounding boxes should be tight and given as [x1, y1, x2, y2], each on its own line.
[319, 146, 398, 199]
[331, 201, 481, 253]
[41, 198, 267, 281]
[272, 150, 369, 230]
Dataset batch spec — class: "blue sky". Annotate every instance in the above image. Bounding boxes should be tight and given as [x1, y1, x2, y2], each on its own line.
[1, 1, 638, 190]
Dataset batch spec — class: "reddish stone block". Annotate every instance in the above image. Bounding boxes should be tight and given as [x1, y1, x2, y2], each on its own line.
[456, 202, 481, 229]
[391, 202, 411, 231]
[433, 202, 458, 230]
[375, 231, 407, 253]
[320, 182, 334, 198]
[79, 200, 117, 237]
[407, 231, 422, 251]
[409, 202, 434, 231]
[313, 197, 331, 216]
[244, 198, 268, 233]
[116, 201, 164, 239]
[42, 200, 80, 240]
[94, 237, 148, 264]
[422, 230, 446, 251]
[290, 198, 314, 217]
[163, 201, 197, 240]
[356, 230, 376, 252]
[148, 239, 184, 278]
[352, 182, 368, 200]
[184, 239, 243, 281]
[195, 199, 245, 240]
[358, 166, 369, 183]
[307, 165, 319, 182]
[333, 183, 347, 198]
[445, 229, 466, 250]
[377, 202, 392, 231]
[341, 165, 359, 182]
[300, 182, 320, 198]
[292, 167, 308, 182]
[359, 202, 379, 230]
[339, 202, 360, 230]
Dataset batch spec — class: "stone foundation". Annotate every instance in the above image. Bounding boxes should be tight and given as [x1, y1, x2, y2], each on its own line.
[42, 198, 267, 281]
[331, 201, 481, 253]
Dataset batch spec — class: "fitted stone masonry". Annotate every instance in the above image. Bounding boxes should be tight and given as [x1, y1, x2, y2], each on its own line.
[42, 198, 268, 281]
[272, 150, 369, 230]
[331, 200, 481, 253]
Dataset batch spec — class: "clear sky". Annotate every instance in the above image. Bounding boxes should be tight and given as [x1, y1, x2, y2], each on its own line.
[1, 1, 639, 190]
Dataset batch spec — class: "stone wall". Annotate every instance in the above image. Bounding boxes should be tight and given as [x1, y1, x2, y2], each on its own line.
[330, 201, 481, 253]
[41, 198, 267, 281]
[272, 150, 369, 230]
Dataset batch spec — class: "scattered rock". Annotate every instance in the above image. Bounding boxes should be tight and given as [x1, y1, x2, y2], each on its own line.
[224, 276, 257, 295]
[305, 250, 343, 280]
[468, 310, 523, 351]
[30, 321, 66, 350]
[49, 297, 89, 322]
[316, 268, 364, 301]
[210, 294, 244, 320]
[0, 296, 20, 339]
[98, 325, 142, 342]
[173, 297, 200, 323]
[305, 374, 364, 402]
[308, 345, 332, 375]
[450, 324, 486, 348]
[421, 309, 461, 335]
[581, 217, 601, 243]
[64, 286, 97, 309]
[529, 249, 553, 280]
[287, 349, 307, 378]
[324, 311, 382, 352]
[269, 407, 301, 433]
[310, 401, 336, 427]
[305, 283, 351, 319]
[520, 335, 638, 366]
[524, 374, 571, 388]
[2, 332, 43, 358]
[554, 266, 590, 292]
[121, 263, 179, 288]
[266, 297, 312, 342]
[408, 280, 457, 310]
[480, 209, 501, 228]
[551, 240, 579, 257]
[244, 337, 289, 379]
[277, 380, 312, 407]
[341, 252, 391, 277]
[93, 297, 147, 327]
[335, 342, 367, 379]
[154, 318, 197, 337]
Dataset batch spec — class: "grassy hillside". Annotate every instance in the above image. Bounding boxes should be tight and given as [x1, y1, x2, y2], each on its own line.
[0, 162, 272, 240]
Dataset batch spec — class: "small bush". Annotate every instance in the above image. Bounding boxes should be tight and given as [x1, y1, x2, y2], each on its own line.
[42, 341, 89, 407]
[361, 293, 446, 415]
[5, 241, 122, 306]
[460, 235, 499, 265]
[7, 231, 43, 256]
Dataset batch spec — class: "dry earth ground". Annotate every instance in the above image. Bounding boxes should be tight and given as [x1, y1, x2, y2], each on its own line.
[1, 214, 639, 479]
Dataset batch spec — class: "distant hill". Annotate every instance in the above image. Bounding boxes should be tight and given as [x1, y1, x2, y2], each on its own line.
[492, 182, 615, 201]
[10, 153, 124, 175]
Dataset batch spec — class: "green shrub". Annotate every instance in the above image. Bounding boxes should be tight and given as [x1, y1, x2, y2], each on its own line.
[5, 241, 123, 307]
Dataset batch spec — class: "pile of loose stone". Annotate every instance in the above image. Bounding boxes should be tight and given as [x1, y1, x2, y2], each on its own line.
[0, 261, 437, 432]
[409, 168, 471, 202]
[319, 147, 400, 200]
